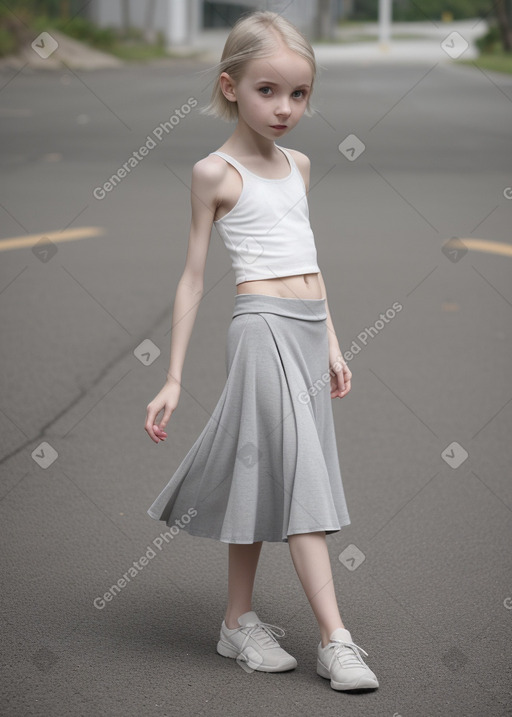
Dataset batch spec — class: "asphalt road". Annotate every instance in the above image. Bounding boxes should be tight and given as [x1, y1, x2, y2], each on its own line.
[1, 55, 511, 717]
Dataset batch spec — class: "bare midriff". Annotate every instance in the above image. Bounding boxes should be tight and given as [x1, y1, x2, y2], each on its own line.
[236, 273, 324, 300]
[213, 153, 324, 301]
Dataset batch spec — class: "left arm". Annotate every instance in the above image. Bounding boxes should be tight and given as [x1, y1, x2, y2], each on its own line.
[290, 148, 352, 399]
[317, 269, 339, 352]
[317, 270, 352, 399]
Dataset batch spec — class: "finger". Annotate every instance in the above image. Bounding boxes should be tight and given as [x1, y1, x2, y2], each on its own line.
[152, 424, 167, 440]
[146, 406, 157, 428]
[145, 411, 161, 443]
[339, 379, 351, 397]
[340, 365, 351, 391]
[159, 408, 173, 432]
[145, 425, 159, 443]
[330, 376, 339, 398]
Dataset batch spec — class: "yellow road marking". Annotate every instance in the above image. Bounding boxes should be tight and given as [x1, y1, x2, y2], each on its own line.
[459, 238, 512, 257]
[0, 232, 510, 259]
[0, 227, 105, 252]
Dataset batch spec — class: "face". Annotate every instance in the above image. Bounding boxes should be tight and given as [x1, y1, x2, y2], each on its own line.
[220, 46, 313, 138]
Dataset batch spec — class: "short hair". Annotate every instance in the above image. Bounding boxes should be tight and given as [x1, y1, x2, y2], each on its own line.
[199, 10, 317, 122]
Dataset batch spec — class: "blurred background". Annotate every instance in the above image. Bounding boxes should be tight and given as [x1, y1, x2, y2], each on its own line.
[0, 0, 511, 67]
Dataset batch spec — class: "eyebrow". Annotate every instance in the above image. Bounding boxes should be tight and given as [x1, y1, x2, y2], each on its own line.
[254, 79, 311, 88]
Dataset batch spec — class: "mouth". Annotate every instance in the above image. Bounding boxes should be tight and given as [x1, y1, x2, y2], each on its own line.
[271, 125, 287, 130]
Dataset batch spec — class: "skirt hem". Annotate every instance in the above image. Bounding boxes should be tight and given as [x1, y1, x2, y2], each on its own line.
[147, 511, 351, 544]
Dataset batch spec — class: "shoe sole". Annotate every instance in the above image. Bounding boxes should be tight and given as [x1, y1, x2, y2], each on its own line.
[217, 639, 297, 672]
[317, 659, 379, 690]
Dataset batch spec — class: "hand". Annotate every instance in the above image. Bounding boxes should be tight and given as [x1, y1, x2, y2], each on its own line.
[329, 347, 351, 399]
[145, 381, 181, 444]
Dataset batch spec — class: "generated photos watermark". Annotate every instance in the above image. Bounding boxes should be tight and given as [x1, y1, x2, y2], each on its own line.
[93, 508, 197, 609]
[93, 97, 198, 200]
[299, 301, 403, 404]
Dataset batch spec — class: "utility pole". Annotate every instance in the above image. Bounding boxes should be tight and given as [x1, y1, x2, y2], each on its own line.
[378, 0, 392, 52]
[314, 0, 335, 42]
[167, 0, 188, 46]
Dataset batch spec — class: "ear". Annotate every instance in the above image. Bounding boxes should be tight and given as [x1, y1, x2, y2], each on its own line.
[219, 72, 237, 104]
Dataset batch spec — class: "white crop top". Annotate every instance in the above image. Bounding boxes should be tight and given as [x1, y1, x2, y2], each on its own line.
[209, 145, 320, 285]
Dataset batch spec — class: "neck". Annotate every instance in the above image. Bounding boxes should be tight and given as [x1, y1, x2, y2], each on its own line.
[225, 120, 279, 159]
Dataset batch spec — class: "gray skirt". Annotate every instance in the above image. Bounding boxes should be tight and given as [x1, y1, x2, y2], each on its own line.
[147, 293, 351, 543]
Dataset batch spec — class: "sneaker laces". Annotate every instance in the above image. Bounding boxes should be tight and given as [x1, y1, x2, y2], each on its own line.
[236, 621, 286, 655]
[328, 638, 369, 671]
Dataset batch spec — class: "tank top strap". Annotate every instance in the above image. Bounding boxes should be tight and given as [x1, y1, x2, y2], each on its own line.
[276, 145, 295, 171]
[209, 147, 298, 181]
[208, 151, 252, 178]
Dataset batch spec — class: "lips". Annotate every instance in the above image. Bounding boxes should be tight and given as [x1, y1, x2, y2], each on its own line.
[271, 125, 287, 129]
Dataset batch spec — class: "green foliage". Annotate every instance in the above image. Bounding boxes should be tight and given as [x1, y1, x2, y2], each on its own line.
[0, 26, 16, 56]
[0, 2, 118, 55]
[475, 24, 503, 53]
[457, 50, 512, 73]
[0, 4, 31, 22]
[2, 1, 84, 17]
[0, 3, 33, 55]
[50, 16, 117, 49]
[350, 0, 378, 21]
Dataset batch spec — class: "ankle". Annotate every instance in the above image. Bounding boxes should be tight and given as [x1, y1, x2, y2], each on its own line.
[320, 622, 345, 648]
[225, 617, 239, 629]
[224, 608, 251, 629]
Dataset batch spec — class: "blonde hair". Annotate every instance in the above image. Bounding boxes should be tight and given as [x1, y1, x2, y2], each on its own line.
[199, 10, 316, 122]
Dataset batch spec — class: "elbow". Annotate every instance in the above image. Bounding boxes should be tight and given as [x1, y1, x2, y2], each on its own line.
[179, 273, 204, 296]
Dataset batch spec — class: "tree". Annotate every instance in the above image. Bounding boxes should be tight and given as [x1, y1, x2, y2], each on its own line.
[494, 0, 512, 51]
[314, 0, 336, 41]
[144, 0, 157, 44]
[120, 0, 131, 35]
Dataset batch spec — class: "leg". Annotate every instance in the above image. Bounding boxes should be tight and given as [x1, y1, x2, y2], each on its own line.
[224, 541, 263, 628]
[288, 531, 345, 647]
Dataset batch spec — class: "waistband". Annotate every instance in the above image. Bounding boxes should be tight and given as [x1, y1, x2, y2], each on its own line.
[232, 293, 327, 321]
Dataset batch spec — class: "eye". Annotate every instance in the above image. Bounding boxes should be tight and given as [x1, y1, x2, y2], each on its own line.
[292, 90, 307, 99]
[259, 86, 272, 95]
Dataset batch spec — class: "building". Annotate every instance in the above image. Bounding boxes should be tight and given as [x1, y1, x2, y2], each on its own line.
[86, 0, 343, 49]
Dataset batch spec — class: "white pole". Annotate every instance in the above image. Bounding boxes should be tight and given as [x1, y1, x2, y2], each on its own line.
[167, 0, 188, 46]
[378, 0, 392, 51]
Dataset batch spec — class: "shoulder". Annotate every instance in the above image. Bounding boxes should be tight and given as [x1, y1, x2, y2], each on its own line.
[192, 153, 229, 184]
[282, 147, 311, 191]
[191, 154, 230, 205]
[283, 147, 310, 173]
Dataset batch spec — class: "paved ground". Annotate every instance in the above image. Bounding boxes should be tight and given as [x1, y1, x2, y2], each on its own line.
[0, 43, 511, 717]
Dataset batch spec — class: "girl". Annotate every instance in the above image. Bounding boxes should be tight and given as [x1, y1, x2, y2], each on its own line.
[144, 10, 379, 692]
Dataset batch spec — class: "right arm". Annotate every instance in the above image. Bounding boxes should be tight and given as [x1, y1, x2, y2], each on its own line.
[144, 156, 222, 443]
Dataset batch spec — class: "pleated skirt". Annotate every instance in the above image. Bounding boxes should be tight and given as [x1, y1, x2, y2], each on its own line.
[147, 293, 351, 543]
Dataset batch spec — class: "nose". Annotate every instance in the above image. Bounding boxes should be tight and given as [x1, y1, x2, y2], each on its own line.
[275, 96, 291, 119]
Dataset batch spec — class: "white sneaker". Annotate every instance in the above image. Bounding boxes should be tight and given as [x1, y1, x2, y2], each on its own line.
[216, 610, 297, 672]
[317, 627, 379, 690]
